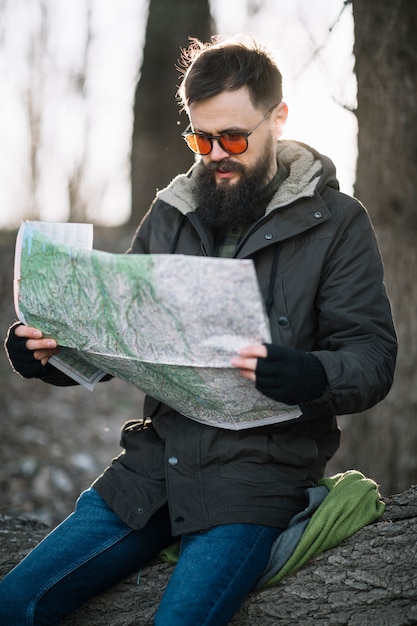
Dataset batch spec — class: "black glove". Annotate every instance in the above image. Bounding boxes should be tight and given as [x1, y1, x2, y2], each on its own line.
[4, 323, 47, 379]
[255, 344, 328, 405]
[5, 322, 110, 387]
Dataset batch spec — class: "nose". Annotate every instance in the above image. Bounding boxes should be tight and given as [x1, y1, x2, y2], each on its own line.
[209, 138, 230, 161]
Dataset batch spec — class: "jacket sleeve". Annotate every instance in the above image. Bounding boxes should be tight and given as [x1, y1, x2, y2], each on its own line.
[127, 198, 166, 255]
[127, 199, 190, 256]
[306, 200, 397, 415]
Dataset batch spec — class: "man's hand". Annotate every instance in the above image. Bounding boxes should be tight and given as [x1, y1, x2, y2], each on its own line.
[230, 344, 267, 381]
[232, 343, 328, 405]
[14, 324, 59, 365]
[4, 323, 59, 378]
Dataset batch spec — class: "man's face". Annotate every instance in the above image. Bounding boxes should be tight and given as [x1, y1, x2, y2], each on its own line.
[188, 87, 287, 229]
[188, 86, 285, 187]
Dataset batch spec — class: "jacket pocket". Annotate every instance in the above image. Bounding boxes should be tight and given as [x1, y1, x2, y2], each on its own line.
[267, 429, 319, 480]
[119, 420, 165, 480]
[217, 427, 318, 483]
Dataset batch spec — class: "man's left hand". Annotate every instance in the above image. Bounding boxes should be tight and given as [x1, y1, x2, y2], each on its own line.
[231, 344, 267, 381]
[231, 343, 328, 405]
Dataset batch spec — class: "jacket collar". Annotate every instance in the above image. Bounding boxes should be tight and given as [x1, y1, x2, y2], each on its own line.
[156, 139, 339, 218]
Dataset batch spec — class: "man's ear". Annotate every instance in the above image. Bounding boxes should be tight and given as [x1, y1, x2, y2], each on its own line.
[272, 101, 288, 139]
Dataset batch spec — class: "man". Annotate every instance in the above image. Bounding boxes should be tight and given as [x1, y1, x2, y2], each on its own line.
[1, 35, 397, 625]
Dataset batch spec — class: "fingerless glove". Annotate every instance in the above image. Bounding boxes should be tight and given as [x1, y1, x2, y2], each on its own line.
[255, 343, 328, 405]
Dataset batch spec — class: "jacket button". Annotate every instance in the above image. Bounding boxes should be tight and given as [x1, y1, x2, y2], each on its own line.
[278, 316, 288, 326]
[314, 211, 322, 219]
[137, 507, 144, 514]
[174, 516, 185, 523]
[264, 233, 273, 240]
[168, 456, 179, 466]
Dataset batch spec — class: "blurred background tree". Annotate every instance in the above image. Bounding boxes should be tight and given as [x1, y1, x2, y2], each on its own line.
[130, 0, 213, 228]
[333, 0, 417, 495]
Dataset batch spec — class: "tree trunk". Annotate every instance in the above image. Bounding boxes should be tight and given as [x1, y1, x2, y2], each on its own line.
[338, 0, 417, 496]
[1, 486, 416, 625]
[129, 0, 213, 228]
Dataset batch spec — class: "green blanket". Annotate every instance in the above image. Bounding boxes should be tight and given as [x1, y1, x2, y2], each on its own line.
[263, 469, 385, 587]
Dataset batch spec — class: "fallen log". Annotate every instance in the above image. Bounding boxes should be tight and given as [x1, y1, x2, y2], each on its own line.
[1, 485, 416, 625]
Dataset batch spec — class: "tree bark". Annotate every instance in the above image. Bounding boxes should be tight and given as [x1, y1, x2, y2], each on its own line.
[1, 486, 416, 625]
[129, 0, 213, 228]
[337, 0, 417, 496]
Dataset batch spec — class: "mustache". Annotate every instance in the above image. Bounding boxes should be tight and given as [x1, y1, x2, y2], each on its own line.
[204, 159, 244, 174]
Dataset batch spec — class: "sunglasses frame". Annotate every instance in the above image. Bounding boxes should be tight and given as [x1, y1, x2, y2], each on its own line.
[182, 103, 277, 156]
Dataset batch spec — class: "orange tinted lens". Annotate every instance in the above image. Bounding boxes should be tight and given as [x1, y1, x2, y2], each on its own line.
[185, 134, 212, 155]
[219, 134, 248, 154]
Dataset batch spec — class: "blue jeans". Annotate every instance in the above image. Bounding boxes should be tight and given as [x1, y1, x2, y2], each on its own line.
[0, 488, 282, 625]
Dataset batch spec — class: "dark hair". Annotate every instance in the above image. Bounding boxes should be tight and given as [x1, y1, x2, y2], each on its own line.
[177, 35, 283, 112]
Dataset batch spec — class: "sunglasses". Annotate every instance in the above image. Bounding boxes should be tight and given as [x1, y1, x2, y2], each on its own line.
[182, 104, 277, 156]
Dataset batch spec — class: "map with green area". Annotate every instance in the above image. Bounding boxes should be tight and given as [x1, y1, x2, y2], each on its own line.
[14, 222, 299, 429]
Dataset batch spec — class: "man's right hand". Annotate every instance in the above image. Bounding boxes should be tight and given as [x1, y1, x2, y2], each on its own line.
[14, 324, 59, 366]
[4, 323, 60, 378]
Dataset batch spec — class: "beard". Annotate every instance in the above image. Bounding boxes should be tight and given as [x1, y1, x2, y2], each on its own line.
[193, 139, 277, 230]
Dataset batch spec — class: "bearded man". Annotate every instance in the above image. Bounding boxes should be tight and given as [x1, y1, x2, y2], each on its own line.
[1, 35, 397, 626]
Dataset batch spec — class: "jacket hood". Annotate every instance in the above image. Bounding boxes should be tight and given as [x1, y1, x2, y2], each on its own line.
[157, 139, 340, 217]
